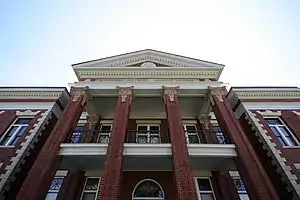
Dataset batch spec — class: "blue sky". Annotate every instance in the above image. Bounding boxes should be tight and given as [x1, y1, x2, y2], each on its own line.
[0, 1, 300, 87]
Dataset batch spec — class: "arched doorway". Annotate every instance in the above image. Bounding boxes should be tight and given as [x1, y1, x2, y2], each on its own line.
[132, 179, 164, 200]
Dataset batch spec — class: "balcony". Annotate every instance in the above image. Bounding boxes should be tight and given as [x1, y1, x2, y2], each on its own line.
[58, 129, 237, 171]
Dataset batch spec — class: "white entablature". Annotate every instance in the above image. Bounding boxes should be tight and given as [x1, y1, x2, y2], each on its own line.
[72, 49, 224, 81]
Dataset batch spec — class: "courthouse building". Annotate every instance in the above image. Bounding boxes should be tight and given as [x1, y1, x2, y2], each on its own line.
[0, 50, 300, 200]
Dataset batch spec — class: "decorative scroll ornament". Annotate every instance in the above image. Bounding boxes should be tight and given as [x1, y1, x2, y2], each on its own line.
[117, 86, 133, 102]
[209, 86, 227, 102]
[162, 86, 179, 102]
[70, 86, 90, 105]
[87, 114, 100, 129]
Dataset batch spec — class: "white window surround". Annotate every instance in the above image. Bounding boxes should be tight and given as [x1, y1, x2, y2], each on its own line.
[132, 178, 164, 200]
[183, 124, 200, 144]
[80, 177, 100, 200]
[97, 124, 112, 143]
[136, 124, 161, 144]
[265, 117, 300, 147]
[194, 177, 216, 200]
[0, 117, 32, 146]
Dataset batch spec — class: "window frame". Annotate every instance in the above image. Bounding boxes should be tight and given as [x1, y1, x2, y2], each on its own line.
[45, 176, 64, 200]
[132, 178, 164, 200]
[97, 124, 113, 143]
[183, 124, 200, 144]
[211, 123, 227, 144]
[136, 124, 161, 144]
[0, 117, 32, 146]
[70, 124, 85, 143]
[265, 117, 300, 147]
[194, 177, 216, 200]
[80, 177, 100, 200]
[232, 177, 249, 200]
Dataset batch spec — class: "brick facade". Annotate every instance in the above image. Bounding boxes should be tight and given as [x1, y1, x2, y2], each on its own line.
[120, 171, 176, 200]
[243, 109, 300, 199]
[210, 88, 280, 200]
[16, 90, 87, 200]
[211, 171, 239, 200]
[97, 87, 132, 200]
[163, 87, 198, 200]
[57, 170, 85, 200]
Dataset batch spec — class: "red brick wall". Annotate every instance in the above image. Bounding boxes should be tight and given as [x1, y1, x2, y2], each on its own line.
[251, 110, 300, 187]
[3, 113, 58, 200]
[0, 110, 45, 176]
[239, 112, 293, 199]
[120, 171, 176, 200]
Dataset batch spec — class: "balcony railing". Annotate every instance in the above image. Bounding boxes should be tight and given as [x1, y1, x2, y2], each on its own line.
[66, 130, 229, 144]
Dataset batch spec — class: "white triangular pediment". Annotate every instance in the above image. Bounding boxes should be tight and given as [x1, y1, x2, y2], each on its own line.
[72, 49, 224, 68]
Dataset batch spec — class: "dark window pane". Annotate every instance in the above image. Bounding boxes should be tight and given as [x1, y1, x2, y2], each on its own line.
[279, 127, 291, 137]
[101, 125, 111, 131]
[75, 126, 84, 133]
[188, 135, 200, 143]
[5, 126, 18, 136]
[134, 181, 163, 197]
[138, 126, 147, 132]
[15, 118, 32, 125]
[270, 127, 281, 136]
[85, 178, 99, 190]
[200, 194, 214, 200]
[213, 125, 221, 132]
[137, 136, 148, 143]
[266, 119, 282, 125]
[234, 179, 246, 191]
[197, 178, 211, 190]
[82, 193, 96, 200]
[16, 126, 27, 136]
[71, 132, 81, 143]
[285, 136, 297, 146]
[186, 125, 197, 132]
[49, 178, 64, 190]
[149, 136, 160, 143]
[277, 137, 287, 146]
[150, 126, 159, 131]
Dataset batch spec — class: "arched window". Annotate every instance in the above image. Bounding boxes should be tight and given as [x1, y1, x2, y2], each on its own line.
[132, 179, 164, 200]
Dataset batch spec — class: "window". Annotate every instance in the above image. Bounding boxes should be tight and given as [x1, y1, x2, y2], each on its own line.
[265, 118, 300, 146]
[136, 125, 161, 143]
[70, 125, 84, 143]
[81, 177, 100, 200]
[0, 118, 32, 146]
[97, 124, 112, 143]
[132, 179, 164, 200]
[183, 124, 200, 144]
[234, 179, 249, 200]
[195, 178, 215, 200]
[212, 124, 227, 144]
[45, 177, 64, 200]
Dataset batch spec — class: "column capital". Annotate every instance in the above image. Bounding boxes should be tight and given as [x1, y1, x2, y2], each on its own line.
[199, 114, 211, 130]
[162, 86, 179, 102]
[70, 86, 91, 105]
[116, 86, 133, 102]
[208, 86, 227, 104]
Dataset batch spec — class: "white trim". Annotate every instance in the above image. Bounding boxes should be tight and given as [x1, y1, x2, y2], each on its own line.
[194, 177, 216, 200]
[132, 178, 164, 200]
[0, 117, 32, 146]
[100, 120, 114, 124]
[182, 120, 197, 124]
[242, 102, 300, 110]
[55, 170, 68, 177]
[80, 177, 100, 200]
[136, 120, 161, 124]
[265, 117, 300, 147]
[59, 143, 237, 157]
[0, 102, 55, 110]
[0, 88, 69, 100]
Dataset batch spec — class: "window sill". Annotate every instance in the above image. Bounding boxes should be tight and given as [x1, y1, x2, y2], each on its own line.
[0, 145, 14, 148]
[282, 146, 300, 149]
